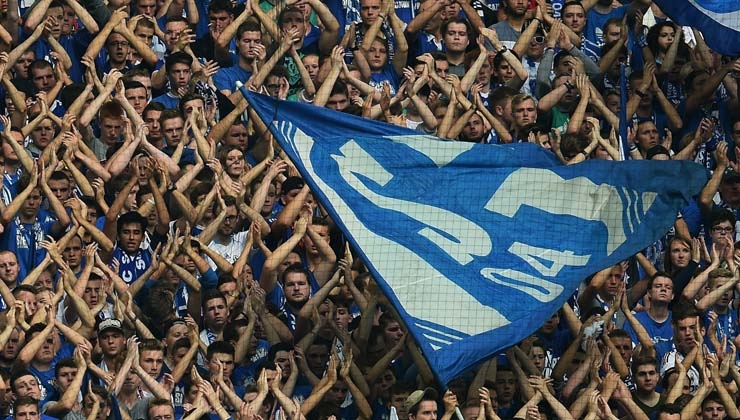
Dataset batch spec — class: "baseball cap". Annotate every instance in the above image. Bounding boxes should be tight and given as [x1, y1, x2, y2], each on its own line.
[405, 387, 438, 412]
[98, 319, 124, 335]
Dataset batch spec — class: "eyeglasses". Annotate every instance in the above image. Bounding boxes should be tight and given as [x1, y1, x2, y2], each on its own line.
[711, 226, 734, 234]
[532, 36, 545, 44]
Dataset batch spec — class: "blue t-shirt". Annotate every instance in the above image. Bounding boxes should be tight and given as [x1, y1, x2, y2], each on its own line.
[584, 5, 629, 47]
[111, 246, 152, 285]
[623, 310, 674, 362]
[214, 66, 252, 93]
[0, 209, 58, 281]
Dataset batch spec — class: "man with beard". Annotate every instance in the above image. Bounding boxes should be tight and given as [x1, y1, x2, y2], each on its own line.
[488, 0, 528, 49]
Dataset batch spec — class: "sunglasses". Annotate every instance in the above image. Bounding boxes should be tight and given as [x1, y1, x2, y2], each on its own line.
[532, 36, 545, 44]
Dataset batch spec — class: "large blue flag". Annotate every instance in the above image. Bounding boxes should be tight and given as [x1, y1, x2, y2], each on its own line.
[653, 0, 740, 56]
[245, 92, 708, 385]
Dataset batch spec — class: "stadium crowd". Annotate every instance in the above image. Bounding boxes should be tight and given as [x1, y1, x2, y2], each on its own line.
[0, 0, 737, 419]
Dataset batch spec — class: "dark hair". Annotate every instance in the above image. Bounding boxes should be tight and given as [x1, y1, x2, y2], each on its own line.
[201, 289, 227, 310]
[280, 263, 309, 285]
[165, 51, 193, 72]
[54, 357, 77, 377]
[10, 370, 37, 393]
[60, 83, 88, 109]
[207, 341, 235, 360]
[236, 19, 262, 39]
[646, 22, 677, 55]
[441, 17, 471, 39]
[13, 396, 39, 416]
[208, 0, 234, 15]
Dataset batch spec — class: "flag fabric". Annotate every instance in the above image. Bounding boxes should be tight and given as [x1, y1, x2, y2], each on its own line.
[244, 92, 708, 385]
[653, 0, 740, 56]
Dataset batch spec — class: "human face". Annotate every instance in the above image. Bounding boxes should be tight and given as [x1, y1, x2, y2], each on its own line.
[505, 0, 527, 17]
[600, 265, 623, 299]
[634, 364, 658, 393]
[99, 330, 125, 357]
[327, 380, 349, 404]
[712, 277, 734, 308]
[657, 25, 676, 52]
[62, 236, 83, 270]
[106, 33, 130, 65]
[527, 34, 545, 60]
[0, 252, 19, 285]
[443, 23, 469, 54]
[82, 278, 104, 308]
[710, 221, 735, 247]
[144, 110, 162, 141]
[495, 370, 516, 403]
[280, 11, 305, 43]
[45, 6, 63, 38]
[99, 117, 123, 146]
[164, 21, 188, 50]
[702, 401, 726, 420]
[495, 61, 515, 83]
[162, 117, 184, 147]
[512, 98, 536, 128]
[303, 224, 329, 256]
[225, 123, 249, 149]
[674, 316, 700, 354]
[140, 349, 164, 378]
[218, 205, 239, 236]
[384, 321, 404, 346]
[14, 404, 39, 420]
[411, 401, 437, 420]
[119, 222, 144, 254]
[55, 366, 78, 391]
[274, 350, 291, 378]
[13, 375, 41, 399]
[326, 93, 349, 111]
[132, 76, 152, 101]
[148, 404, 175, 420]
[302, 55, 319, 82]
[164, 323, 188, 354]
[611, 336, 632, 364]
[125, 87, 148, 115]
[21, 188, 43, 220]
[284, 272, 310, 304]
[2, 329, 22, 360]
[31, 119, 55, 148]
[237, 31, 263, 60]
[48, 178, 71, 202]
[306, 344, 329, 373]
[605, 93, 620, 115]
[168, 63, 191, 90]
[636, 122, 659, 151]
[204, 297, 229, 330]
[61, 5, 75, 36]
[360, 0, 381, 25]
[529, 347, 546, 372]
[367, 39, 388, 71]
[649, 276, 674, 304]
[604, 23, 621, 43]
[136, 0, 157, 16]
[209, 10, 232, 36]
[562, 5, 586, 34]
[14, 51, 34, 78]
[462, 113, 485, 141]
[261, 184, 277, 215]
[208, 352, 235, 378]
[335, 306, 352, 330]
[82, 394, 110, 420]
[669, 239, 690, 269]
[435, 60, 449, 78]
[278, 252, 301, 275]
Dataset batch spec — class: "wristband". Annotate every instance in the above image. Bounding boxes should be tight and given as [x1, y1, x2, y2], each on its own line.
[629, 144, 638, 152]
[637, 35, 648, 48]
[634, 89, 647, 98]
[497, 45, 508, 54]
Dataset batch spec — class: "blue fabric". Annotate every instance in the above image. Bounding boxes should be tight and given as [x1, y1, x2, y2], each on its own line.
[244, 91, 709, 384]
[653, 0, 740, 56]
